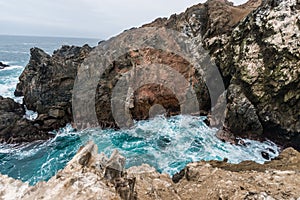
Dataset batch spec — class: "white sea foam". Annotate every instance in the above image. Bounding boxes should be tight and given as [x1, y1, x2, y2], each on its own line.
[0, 65, 24, 101]
[0, 115, 280, 185]
[24, 108, 38, 121]
[0, 65, 23, 71]
[0, 50, 28, 54]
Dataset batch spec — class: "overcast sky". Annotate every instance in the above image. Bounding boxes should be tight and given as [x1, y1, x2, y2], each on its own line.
[0, 0, 248, 39]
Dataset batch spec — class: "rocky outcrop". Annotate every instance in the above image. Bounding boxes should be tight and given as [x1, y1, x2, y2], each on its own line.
[213, 0, 300, 149]
[0, 96, 51, 143]
[92, 48, 210, 129]
[143, 0, 299, 149]
[0, 61, 9, 69]
[1, 141, 300, 200]
[8, 0, 299, 150]
[14, 45, 93, 132]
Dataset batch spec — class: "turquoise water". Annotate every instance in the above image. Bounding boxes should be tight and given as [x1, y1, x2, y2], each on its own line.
[0, 115, 279, 185]
[0, 35, 279, 186]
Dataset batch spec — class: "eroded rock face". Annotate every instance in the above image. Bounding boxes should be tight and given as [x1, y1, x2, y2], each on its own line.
[223, 83, 263, 139]
[1, 141, 300, 200]
[0, 96, 51, 143]
[8, 0, 299, 149]
[217, 0, 300, 148]
[144, 0, 299, 148]
[94, 48, 210, 128]
[14, 45, 93, 132]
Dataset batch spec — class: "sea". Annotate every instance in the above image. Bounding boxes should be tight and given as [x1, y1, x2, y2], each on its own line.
[0, 35, 280, 186]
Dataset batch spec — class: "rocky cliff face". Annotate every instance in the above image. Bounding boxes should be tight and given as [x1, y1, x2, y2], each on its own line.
[1, 141, 299, 200]
[215, 0, 300, 148]
[5, 0, 299, 151]
[144, 0, 300, 149]
[14, 45, 93, 133]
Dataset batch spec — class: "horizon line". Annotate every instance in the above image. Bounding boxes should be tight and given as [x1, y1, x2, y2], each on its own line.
[0, 33, 101, 41]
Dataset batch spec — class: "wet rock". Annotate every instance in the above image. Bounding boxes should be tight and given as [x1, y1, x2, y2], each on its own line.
[0, 62, 9, 69]
[225, 84, 263, 139]
[261, 151, 270, 160]
[172, 168, 185, 183]
[14, 45, 93, 134]
[0, 96, 51, 143]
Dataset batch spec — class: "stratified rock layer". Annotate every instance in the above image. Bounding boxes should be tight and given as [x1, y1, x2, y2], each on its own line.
[1, 141, 299, 200]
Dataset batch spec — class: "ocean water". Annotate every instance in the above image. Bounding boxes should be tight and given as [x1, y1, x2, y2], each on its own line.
[0, 35, 99, 101]
[0, 35, 280, 186]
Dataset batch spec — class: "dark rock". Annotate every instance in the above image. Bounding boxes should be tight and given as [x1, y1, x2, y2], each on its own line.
[14, 45, 93, 133]
[0, 96, 52, 143]
[172, 168, 185, 183]
[0, 62, 9, 69]
[216, 0, 300, 149]
[261, 151, 270, 160]
[224, 84, 263, 139]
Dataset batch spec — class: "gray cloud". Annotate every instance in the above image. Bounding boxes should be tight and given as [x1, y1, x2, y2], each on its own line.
[0, 0, 248, 39]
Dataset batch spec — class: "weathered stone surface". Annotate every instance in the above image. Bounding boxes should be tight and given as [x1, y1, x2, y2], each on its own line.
[216, 0, 300, 148]
[93, 48, 210, 128]
[225, 83, 263, 138]
[1, 141, 300, 200]
[8, 0, 299, 150]
[0, 96, 51, 143]
[144, 0, 299, 149]
[14, 45, 93, 132]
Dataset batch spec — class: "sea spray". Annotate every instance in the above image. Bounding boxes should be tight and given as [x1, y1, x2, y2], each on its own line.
[0, 115, 279, 185]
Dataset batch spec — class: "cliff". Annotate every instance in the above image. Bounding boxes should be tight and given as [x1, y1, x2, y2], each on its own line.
[3, 0, 297, 149]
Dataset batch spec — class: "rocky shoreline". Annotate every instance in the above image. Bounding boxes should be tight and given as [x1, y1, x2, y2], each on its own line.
[0, 0, 298, 150]
[1, 141, 299, 199]
[0, 0, 299, 198]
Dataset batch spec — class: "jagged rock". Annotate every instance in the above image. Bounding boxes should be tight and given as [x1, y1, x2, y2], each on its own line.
[0, 61, 9, 69]
[143, 0, 260, 39]
[14, 45, 93, 132]
[92, 48, 210, 129]
[1, 141, 300, 200]
[217, 0, 300, 149]
[0, 96, 51, 143]
[9, 0, 299, 150]
[144, 0, 299, 149]
[225, 84, 263, 138]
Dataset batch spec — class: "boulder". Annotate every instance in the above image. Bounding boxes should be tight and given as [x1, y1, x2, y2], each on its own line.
[0, 96, 51, 143]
